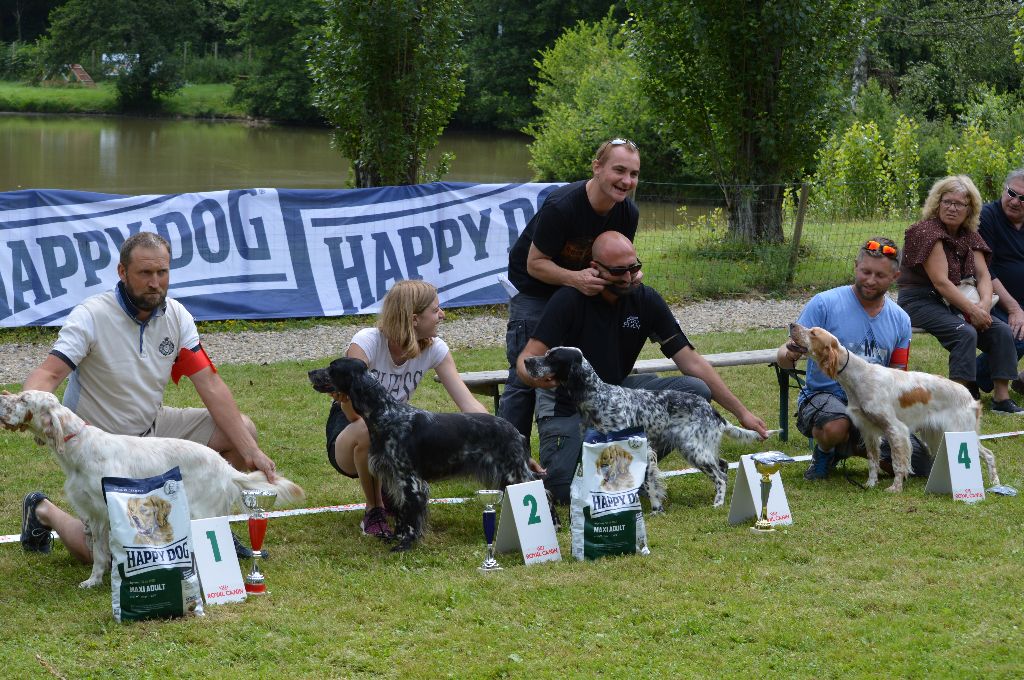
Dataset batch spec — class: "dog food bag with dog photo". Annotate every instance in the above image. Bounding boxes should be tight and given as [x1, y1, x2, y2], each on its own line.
[103, 466, 204, 622]
[570, 427, 651, 561]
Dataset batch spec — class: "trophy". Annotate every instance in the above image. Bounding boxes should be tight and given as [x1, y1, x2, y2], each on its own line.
[241, 489, 277, 594]
[476, 489, 504, 573]
[750, 452, 795, 534]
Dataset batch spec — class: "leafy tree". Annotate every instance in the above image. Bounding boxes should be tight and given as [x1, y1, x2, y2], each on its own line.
[945, 124, 1019, 201]
[309, 0, 466, 187]
[457, 0, 621, 131]
[883, 114, 920, 216]
[631, 0, 868, 242]
[232, 0, 323, 123]
[524, 13, 687, 183]
[41, 0, 201, 108]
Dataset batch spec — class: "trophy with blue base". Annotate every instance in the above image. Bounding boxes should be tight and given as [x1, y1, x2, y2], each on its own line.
[476, 489, 504, 573]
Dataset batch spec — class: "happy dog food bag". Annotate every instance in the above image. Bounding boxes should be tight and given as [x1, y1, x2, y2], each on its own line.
[103, 466, 204, 622]
[570, 427, 651, 560]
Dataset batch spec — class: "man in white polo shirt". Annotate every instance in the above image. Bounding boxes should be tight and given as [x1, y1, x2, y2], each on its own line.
[18, 232, 278, 560]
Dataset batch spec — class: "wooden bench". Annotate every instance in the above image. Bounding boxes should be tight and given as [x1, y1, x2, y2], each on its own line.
[438, 348, 806, 442]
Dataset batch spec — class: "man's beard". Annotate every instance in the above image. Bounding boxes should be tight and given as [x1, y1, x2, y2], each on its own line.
[854, 282, 885, 302]
[125, 286, 166, 312]
[605, 282, 637, 298]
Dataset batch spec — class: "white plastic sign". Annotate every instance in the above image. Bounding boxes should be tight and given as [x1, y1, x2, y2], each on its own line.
[190, 516, 247, 605]
[925, 431, 985, 503]
[728, 454, 794, 526]
[494, 480, 561, 565]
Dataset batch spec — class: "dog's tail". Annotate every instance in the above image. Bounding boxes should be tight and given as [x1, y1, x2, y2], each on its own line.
[234, 471, 306, 507]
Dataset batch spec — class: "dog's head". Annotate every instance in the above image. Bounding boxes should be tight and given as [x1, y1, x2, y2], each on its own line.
[596, 445, 633, 476]
[523, 346, 586, 385]
[127, 495, 172, 534]
[0, 390, 68, 454]
[789, 323, 845, 378]
[308, 357, 369, 394]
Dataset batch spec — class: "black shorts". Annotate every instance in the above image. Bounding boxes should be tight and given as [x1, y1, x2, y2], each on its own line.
[325, 401, 358, 479]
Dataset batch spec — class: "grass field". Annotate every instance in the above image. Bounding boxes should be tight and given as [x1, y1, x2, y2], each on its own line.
[1, 328, 1021, 678]
[0, 81, 244, 119]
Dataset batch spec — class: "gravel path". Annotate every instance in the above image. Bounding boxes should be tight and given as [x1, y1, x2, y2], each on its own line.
[0, 297, 811, 385]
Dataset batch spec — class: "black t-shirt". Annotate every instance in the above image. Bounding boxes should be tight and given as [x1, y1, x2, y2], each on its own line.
[507, 180, 640, 299]
[532, 285, 691, 416]
[979, 200, 1024, 304]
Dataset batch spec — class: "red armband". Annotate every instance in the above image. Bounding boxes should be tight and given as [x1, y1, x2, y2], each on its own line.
[889, 346, 910, 371]
[171, 345, 216, 384]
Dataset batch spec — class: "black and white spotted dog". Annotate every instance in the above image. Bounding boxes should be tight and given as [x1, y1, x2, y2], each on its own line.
[524, 346, 771, 508]
[309, 357, 539, 551]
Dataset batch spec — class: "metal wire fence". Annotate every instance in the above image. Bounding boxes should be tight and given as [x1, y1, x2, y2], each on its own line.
[633, 180, 926, 301]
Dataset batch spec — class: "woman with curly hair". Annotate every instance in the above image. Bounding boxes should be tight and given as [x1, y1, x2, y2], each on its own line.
[897, 175, 1023, 414]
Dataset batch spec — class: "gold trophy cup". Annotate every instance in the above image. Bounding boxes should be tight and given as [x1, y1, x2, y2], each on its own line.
[750, 452, 795, 534]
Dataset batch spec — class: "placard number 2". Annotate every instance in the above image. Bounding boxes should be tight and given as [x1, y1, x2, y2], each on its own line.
[957, 442, 971, 469]
[522, 495, 541, 525]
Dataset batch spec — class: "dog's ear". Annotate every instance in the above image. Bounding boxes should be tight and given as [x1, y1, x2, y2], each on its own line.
[818, 337, 840, 379]
[156, 497, 171, 525]
[25, 393, 65, 454]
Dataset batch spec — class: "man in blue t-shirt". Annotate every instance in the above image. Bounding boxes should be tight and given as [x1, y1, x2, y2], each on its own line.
[976, 168, 1024, 395]
[777, 237, 931, 480]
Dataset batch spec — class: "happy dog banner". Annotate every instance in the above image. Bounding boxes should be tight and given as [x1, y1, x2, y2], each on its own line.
[103, 466, 204, 622]
[570, 427, 651, 560]
[0, 183, 559, 326]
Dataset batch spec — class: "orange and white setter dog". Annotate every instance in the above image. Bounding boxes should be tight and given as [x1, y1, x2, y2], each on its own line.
[789, 324, 1000, 492]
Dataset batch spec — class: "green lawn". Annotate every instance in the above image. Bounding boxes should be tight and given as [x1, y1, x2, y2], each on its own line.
[1, 330, 1021, 677]
[0, 81, 244, 118]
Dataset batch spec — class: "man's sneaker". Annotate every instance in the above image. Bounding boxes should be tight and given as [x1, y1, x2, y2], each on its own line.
[21, 491, 52, 553]
[360, 507, 393, 539]
[233, 531, 254, 560]
[991, 398, 1024, 415]
[803, 447, 835, 480]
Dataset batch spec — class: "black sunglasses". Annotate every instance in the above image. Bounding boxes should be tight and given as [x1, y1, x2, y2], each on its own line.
[594, 259, 642, 276]
[1006, 185, 1024, 203]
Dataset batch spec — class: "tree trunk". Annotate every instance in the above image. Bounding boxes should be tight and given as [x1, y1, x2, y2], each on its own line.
[724, 184, 784, 243]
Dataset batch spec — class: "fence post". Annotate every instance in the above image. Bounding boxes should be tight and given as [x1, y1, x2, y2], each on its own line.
[785, 183, 810, 286]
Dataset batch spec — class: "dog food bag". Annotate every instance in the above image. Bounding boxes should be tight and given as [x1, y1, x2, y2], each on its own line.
[570, 427, 651, 561]
[103, 466, 204, 622]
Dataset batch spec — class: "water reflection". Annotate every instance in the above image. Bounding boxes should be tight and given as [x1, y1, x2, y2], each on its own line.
[0, 113, 534, 194]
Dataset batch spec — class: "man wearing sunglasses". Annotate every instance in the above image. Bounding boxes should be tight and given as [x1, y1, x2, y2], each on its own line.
[976, 168, 1024, 397]
[500, 138, 642, 442]
[515, 231, 769, 504]
[777, 237, 931, 480]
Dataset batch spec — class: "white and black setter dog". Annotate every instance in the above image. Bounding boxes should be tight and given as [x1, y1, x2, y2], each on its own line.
[309, 358, 540, 551]
[523, 346, 771, 509]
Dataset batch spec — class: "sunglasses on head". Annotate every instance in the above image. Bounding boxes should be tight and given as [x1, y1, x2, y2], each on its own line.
[863, 240, 898, 259]
[608, 138, 639, 152]
[1006, 185, 1024, 203]
[595, 259, 643, 276]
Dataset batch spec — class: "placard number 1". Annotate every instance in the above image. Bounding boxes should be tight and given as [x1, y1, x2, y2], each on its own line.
[522, 495, 541, 525]
[206, 530, 223, 562]
[957, 442, 971, 469]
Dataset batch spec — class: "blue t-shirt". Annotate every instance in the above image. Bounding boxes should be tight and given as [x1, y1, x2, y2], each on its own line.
[796, 286, 912, 405]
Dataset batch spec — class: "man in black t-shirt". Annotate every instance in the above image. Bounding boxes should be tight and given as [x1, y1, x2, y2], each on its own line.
[499, 138, 641, 441]
[514, 232, 769, 503]
[977, 167, 1024, 395]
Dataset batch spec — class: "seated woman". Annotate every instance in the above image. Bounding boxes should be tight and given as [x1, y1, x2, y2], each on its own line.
[897, 175, 1024, 414]
[324, 279, 542, 539]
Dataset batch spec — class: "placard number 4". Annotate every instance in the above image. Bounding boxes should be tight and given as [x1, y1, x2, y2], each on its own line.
[957, 442, 971, 469]
[522, 495, 541, 525]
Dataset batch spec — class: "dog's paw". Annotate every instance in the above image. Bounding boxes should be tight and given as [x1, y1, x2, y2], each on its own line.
[78, 577, 102, 589]
[390, 537, 415, 552]
[884, 483, 903, 493]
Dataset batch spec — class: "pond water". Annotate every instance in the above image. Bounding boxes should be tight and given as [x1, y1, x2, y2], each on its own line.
[0, 113, 535, 194]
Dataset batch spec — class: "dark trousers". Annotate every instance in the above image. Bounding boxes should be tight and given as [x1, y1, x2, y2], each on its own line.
[497, 293, 550, 439]
[975, 306, 1024, 392]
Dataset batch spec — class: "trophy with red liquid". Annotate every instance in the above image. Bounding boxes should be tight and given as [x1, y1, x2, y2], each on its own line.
[241, 489, 277, 594]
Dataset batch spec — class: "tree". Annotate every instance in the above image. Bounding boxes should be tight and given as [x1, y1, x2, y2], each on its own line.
[630, 0, 869, 242]
[309, 0, 466, 188]
[42, 0, 201, 109]
[525, 13, 688, 183]
[232, 0, 323, 123]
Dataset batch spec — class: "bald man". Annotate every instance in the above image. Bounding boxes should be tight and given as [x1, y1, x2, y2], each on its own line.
[515, 231, 768, 503]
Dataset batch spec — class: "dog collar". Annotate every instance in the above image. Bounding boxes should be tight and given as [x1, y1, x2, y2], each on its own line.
[835, 351, 851, 375]
[63, 421, 90, 443]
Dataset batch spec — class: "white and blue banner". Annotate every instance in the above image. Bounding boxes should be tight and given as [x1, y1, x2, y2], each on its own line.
[0, 183, 560, 326]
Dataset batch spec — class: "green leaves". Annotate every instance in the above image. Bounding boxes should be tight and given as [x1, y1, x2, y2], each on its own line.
[309, 0, 466, 187]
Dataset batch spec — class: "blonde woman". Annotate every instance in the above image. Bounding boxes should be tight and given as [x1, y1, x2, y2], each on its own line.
[897, 175, 1023, 414]
[325, 280, 488, 538]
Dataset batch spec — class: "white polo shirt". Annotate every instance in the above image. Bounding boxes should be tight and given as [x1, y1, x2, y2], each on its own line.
[52, 285, 200, 436]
